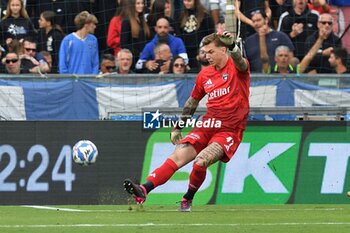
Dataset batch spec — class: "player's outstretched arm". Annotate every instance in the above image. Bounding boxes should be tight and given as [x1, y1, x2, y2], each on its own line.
[229, 44, 248, 72]
[181, 96, 199, 119]
[217, 31, 248, 72]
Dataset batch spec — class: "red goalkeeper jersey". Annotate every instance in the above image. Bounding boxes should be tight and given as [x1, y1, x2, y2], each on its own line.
[191, 57, 250, 130]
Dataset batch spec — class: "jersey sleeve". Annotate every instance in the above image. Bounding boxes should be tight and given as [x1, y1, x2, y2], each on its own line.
[191, 73, 206, 101]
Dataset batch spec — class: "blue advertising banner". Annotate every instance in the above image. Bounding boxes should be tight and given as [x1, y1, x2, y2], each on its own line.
[0, 78, 350, 120]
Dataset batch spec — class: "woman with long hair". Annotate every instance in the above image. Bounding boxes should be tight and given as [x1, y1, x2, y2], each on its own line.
[120, 0, 151, 70]
[0, 0, 37, 51]
[178, 0, 215, 72]
[107, 0, 128, 56]
[37, 11, 65, 73]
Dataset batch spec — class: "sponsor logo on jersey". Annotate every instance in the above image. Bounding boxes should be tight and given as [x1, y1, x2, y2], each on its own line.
[208, 87, 230, 100]
[205, 79, 214, 88]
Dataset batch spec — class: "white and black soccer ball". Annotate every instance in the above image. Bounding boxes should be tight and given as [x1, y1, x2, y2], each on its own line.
[72, 140, 98, 166]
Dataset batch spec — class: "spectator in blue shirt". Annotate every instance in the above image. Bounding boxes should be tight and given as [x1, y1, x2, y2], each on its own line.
[59, 11, 99, 74]
[135, 17, 188, 73]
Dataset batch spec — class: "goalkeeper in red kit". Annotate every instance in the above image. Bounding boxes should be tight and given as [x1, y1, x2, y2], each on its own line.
[124, 31, 250, 212]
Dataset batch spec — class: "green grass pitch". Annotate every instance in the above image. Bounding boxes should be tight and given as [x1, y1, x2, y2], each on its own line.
[0, 204, 349, 233]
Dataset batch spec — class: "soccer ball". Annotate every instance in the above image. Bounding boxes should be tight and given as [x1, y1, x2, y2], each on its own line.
[72, 140, 98, 166]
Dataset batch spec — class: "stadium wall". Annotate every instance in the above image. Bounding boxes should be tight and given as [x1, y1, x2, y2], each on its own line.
[1, 74, 350, 121]
[0, 121, 349, 205]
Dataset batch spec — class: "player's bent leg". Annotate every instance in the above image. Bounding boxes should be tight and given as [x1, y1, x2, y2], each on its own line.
[180, 142, 224, 212]
[169, 142, 198, 168]
[124, 143, 197, 204]
[146, 142, 197, 188]
[193, 142, 225, 167]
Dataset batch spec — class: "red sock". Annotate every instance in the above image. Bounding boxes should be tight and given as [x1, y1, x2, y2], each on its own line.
[188, 163, 207, 191]
[146, 158, 178, 188]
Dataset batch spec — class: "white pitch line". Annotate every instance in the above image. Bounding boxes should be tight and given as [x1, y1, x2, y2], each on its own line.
[22, 205, 90, 212]
[21, 205, 121, 212]
[225, 208, 344, 211]
[0, 222, 349, 228]
[21, 205, 181, 213]
[21, 205, 182, 213]
[21, 205, 344, 213]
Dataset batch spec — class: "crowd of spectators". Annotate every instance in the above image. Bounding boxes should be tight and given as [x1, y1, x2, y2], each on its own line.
[0, 0, 348, 75]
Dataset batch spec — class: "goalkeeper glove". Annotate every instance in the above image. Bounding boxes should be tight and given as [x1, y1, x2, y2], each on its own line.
[217, 31, 236, 51]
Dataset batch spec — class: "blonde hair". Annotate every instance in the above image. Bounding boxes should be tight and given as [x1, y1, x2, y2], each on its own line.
[74, 11, 98, 30]
[201, 33, 226, 47]
[117, 49, 133, 60]
[3, 0, 29, 20]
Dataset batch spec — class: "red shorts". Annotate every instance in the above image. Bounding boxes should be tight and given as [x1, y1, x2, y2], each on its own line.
[179, 127, 244, 163]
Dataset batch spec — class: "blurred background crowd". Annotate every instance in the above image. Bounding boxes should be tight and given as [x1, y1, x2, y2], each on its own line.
[0, 0, 349, 75]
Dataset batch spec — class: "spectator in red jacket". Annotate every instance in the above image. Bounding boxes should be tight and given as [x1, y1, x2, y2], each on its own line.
[107, 0, 128, 56]
[308, 0, 330, 14]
